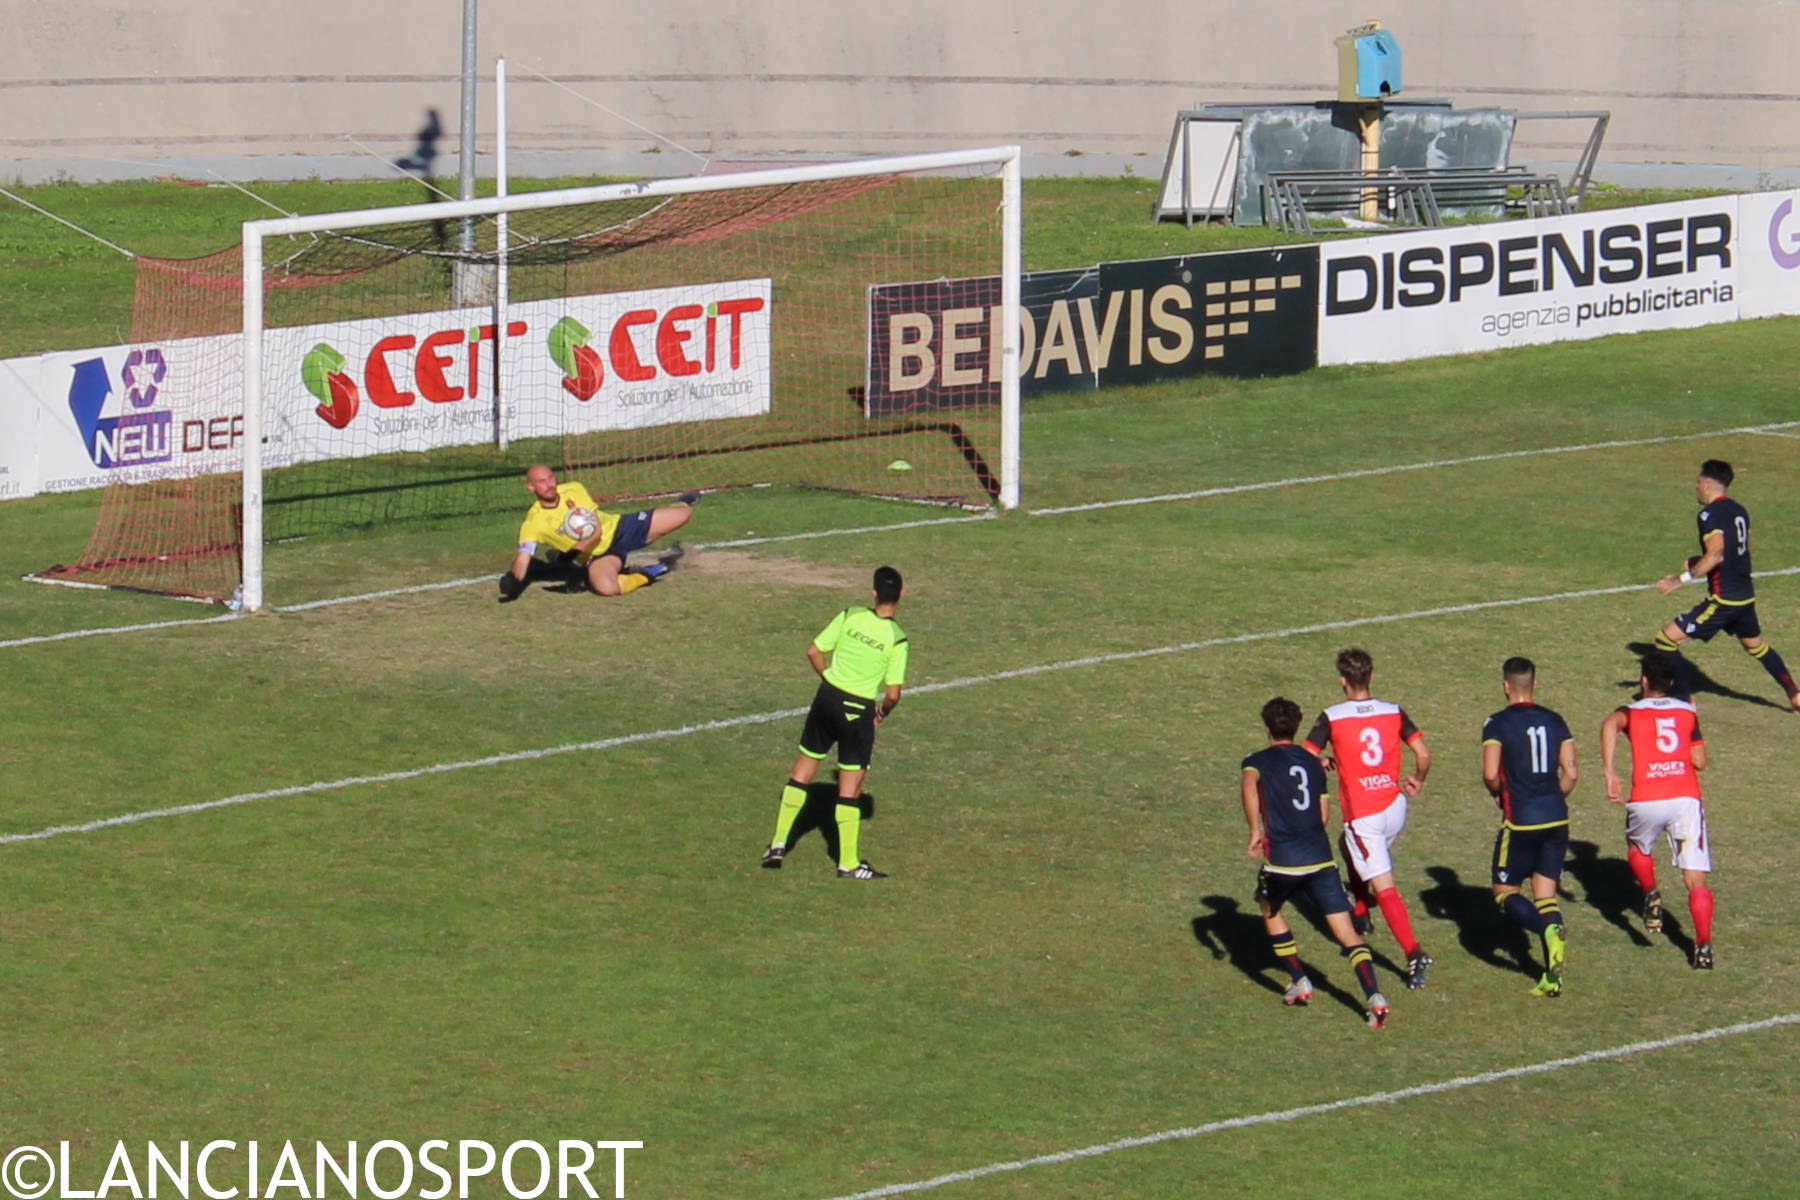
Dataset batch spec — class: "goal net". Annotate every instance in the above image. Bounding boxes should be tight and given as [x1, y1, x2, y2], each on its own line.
[36, 147, 1022, 609]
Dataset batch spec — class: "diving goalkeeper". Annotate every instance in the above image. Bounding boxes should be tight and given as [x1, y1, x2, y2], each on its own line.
[499, 464, 696, 601]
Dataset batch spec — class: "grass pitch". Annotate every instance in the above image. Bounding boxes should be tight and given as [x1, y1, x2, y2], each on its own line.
[2, 179, 1798, 1198]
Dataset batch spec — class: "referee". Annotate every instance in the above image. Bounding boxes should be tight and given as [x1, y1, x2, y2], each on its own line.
[761, 566, 909, 879]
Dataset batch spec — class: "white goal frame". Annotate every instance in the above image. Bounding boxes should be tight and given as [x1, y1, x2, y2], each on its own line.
[238, 146, 1022, 612]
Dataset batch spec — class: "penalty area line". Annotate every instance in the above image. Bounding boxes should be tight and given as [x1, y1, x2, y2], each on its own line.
[13, 569, 1796, 845]
[816, 1012, 1800, 1200]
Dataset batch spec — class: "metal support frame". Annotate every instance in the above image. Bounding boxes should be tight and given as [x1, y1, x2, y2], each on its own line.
[1513, 111, 1611, 208]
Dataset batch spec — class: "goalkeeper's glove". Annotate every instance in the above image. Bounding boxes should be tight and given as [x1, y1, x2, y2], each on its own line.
[498, 571, 527, 602]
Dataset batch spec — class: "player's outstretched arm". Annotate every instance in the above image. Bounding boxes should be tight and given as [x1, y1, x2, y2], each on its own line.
[1658, 537, 1724, 594]
[1599, 711, 1626, 803]
[499, 550, 534, 602]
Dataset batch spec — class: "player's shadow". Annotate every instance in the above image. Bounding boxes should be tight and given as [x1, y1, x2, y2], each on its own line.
[1286, 897, 1406, 986]
[1562, 840, 1652, 947]
[1622, 640, 1785, 710]
[1417, 865, 1536, 977]
[1656, 909, 1697, 962]
[526, 554, 589, 594]
[1190, 895, 1368, 1019]
[1190, 895, 1286, 998]
[777, 782, 874, 866]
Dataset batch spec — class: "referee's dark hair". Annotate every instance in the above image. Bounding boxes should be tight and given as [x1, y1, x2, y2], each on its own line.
[873, 565, 903, 604]
[1503, 656, 1536, 688]
[1261, 697, 1303, 740]
[1700, 458, 1734, 488]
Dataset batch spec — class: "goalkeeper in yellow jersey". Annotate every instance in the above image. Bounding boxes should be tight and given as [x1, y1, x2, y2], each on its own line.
[499, 463, 696, 601]
[761, 566, 909, 879]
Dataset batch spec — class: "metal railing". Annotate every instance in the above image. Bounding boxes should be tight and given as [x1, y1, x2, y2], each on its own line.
[1262, 166, 1572, 235]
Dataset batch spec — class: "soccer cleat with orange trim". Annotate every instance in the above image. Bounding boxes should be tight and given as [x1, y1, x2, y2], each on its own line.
[1366, 993, 1390, 1029]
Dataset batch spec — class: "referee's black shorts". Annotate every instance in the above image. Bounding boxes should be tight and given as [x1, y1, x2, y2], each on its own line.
[798, 680, 879, 771]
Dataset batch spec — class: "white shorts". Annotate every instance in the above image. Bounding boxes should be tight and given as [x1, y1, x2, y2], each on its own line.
[1626, 797, 1712, 872]
[1340, 795, 1409, 882]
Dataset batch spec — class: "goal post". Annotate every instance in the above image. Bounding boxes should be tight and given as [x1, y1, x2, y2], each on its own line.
[44, 146, 1023, 612]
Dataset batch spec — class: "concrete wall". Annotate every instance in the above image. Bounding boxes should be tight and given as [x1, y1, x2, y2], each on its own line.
[5, 1, 1799, 184]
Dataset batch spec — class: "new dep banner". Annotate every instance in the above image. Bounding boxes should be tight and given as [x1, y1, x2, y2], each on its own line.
[1317, 197, 1742, 364]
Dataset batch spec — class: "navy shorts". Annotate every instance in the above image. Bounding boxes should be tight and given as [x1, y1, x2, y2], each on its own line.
[600, 510, 655, 560]
[1491, 823, 1569, 888]
[1256, 865, 1352, 917]
[1675, 596, 1760, 643]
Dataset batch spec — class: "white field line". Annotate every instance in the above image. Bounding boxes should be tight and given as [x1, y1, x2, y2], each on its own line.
[276, 574, 494, 612]
[0, 705, 807, 845]
[1029, 422, 1800, 516]
[16, 568, 1800, 846]
[1745, 426, 1800, 441]
[817, 1012, 1800, 1200]
[0, 612, 241, 649]
[10, 418, 1795, 643]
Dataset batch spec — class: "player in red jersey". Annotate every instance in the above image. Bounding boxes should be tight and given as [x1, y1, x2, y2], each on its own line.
[1302, 648, 1435, 990]
[1600, 654, 1715, 970]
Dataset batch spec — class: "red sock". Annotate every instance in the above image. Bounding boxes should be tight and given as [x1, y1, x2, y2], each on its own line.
[1375, 887, 1419, 957]
[1627, 845, 1659, 894]
[1689, 885, 1715, 944]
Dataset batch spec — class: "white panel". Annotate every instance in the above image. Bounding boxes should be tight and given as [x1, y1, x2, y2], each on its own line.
[1318, 196, 1742, 365]
[1736, 190, 1800, 319]
[1157, 116, 1240, 220]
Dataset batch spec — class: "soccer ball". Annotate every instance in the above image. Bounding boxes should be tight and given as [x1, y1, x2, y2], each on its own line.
[564, 508, 599, 541]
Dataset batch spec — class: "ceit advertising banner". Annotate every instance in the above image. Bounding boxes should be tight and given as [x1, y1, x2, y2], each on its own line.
[1317, 197, 1742, 364]
[260, 279, 775, 469]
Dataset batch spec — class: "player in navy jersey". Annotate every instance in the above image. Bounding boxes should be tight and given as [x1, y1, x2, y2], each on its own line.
[1480, 657, 1578, 996]
[1653, 459, 1799, 710]
[1241, 697, 1390, 1028]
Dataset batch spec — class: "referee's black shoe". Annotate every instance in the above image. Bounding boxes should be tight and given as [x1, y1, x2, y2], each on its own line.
[837, 861, 888, 880]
